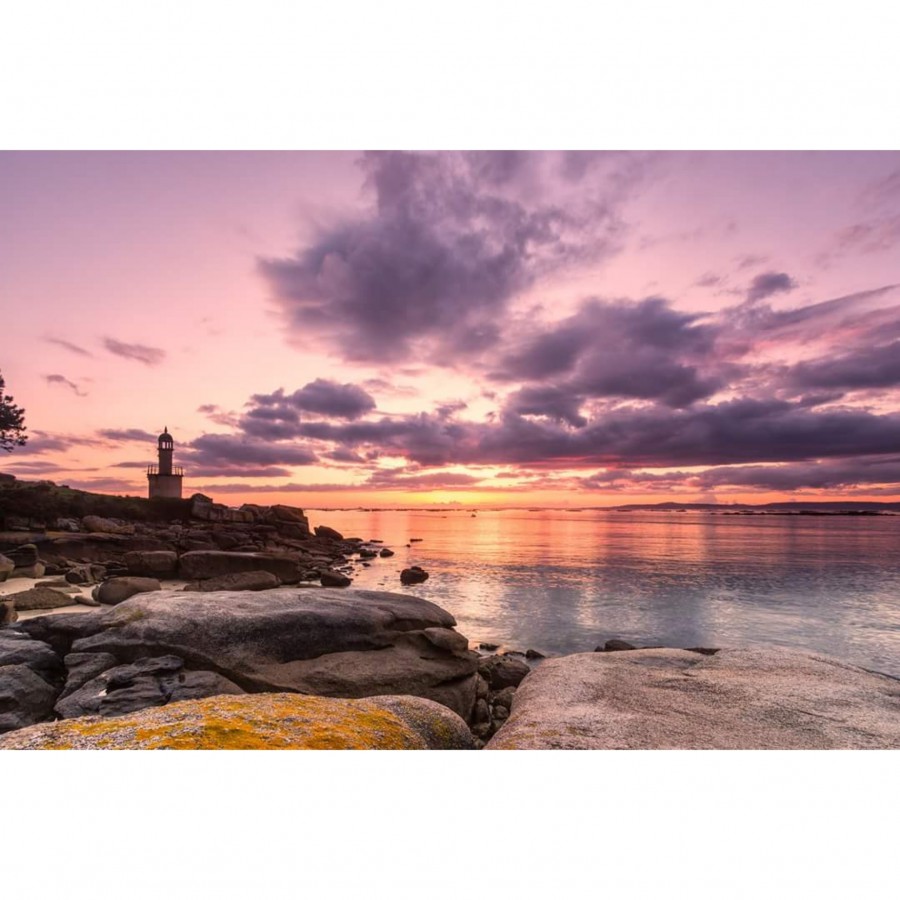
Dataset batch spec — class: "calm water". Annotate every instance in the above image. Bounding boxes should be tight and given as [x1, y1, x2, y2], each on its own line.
[307, 509, 900, 678]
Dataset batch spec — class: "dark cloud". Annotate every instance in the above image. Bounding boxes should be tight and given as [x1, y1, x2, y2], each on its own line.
[1, 460, 69, 474]
[506, 385, 587, 428]
[258, 151, 641, 363]
[493, 297, 724, 408]
[45, 374, 86, 396]
[322, 448, 367, 464]
[183, 433, 318, 476]
[250, 379, 376, 420]
[575, 456, 900, 494]
[8, 431, 107, 455]
[104, 337, 166, 366]
[228, 393, 900, 472]
[97, 428, 157, 443]
[62, 477, 141, 493]
[745, 271, 798, 303]
[788, 340, 900, 391]
[694, 272, 723, 288]
[365, 470, 485, 490]
[197, 404, 240, 427]
[44, 337, 93, 357]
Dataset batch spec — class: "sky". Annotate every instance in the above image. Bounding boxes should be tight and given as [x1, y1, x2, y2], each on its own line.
[2, 150, 900, 508]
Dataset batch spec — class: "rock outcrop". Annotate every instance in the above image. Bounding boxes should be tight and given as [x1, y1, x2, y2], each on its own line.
[19, 588, 479, 721]
[124, 550, 178, 578]
[0, 630, 65, 733]
[0, 693, 476, 750]
[92, 576, 161, 605]
[54, 654, 245, 720]
[3, 586, 74, 610]
[486, 648, 900, 750]
[0, 665, 60, 733]
[178, 550, 304, 584]
[183, 571, 281, 592]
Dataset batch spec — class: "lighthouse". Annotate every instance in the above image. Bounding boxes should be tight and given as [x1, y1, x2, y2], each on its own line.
[147, 427, 184, 499]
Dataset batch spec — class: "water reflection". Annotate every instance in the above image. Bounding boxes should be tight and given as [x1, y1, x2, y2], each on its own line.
[309, 509, 900, 677]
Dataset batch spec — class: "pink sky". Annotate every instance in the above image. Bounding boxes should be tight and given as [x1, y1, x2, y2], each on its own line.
[3, 151, 900, 507]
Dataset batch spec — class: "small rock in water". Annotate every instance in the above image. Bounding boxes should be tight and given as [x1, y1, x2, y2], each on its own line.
[602, 639, 637, 652]
[478, 654, 530, 690]
[409, 538, 423, 543]
[479, 642, 499, 651]
[319, 569, 351, 587]
[525, 648, 546, 660]
[400, 566, 429, 585]
[379, 548, 394, 558]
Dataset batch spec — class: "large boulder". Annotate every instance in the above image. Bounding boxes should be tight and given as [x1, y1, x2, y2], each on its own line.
[0, 553, 14, 582]
[0, 630, 64, 683]
[184, 571, 281, 592]
[314, 525, 343, 541]
[0, 665, 60, 733]
[178, 551, 304, 584]
[19, 589, 479, 721]
[124, 550, 178, 578]
[478, 654, 530, 690]
[270, 505, 311, 538]
[4, 586, 74, 611]
[319, 569, 351, 587]
[486, 648, 900, 750]
[39, 534, 171, 564]
[0, 693, 476, 750]
[55, 655, 245, 720]
[4, 543, 39, 567]
[81, 515, 135, 535]
[93, 577, 161, 606]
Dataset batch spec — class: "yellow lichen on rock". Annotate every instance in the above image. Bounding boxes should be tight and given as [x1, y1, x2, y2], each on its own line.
[0, 693, 476, 750]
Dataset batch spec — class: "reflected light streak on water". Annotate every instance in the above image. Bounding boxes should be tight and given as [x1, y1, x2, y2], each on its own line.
[307, 509, 900, 678]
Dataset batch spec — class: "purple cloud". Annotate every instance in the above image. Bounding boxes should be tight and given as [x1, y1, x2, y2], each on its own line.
[45, 374, 86, 396]
[104, 337, 166, 366]
[250, 379, 376, 420]
[746, 271, 798, 303]
[258, 151, 643, 363]
[98, 428, 157, 442]
[44, 337, 93, 357]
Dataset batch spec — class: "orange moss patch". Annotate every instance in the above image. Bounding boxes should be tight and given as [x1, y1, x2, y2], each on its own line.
[0, 694, 433, 750]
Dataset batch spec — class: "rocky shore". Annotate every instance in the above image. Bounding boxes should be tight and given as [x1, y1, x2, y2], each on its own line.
[2, 493, 899, 750]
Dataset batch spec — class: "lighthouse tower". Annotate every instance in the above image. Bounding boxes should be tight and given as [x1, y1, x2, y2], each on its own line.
[147, 427, 184, 499]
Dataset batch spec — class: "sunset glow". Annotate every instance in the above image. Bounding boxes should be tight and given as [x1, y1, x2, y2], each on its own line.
[3, 150, 900, 507]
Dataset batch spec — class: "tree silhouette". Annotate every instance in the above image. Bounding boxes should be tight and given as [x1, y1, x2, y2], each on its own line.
[0, 371, 28, 452]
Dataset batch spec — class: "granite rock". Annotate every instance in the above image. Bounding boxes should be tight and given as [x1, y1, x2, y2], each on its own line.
[486, 648, 900, 750]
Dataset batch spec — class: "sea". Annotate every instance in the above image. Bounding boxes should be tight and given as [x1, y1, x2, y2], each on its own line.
[307, 507, 900, 679]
